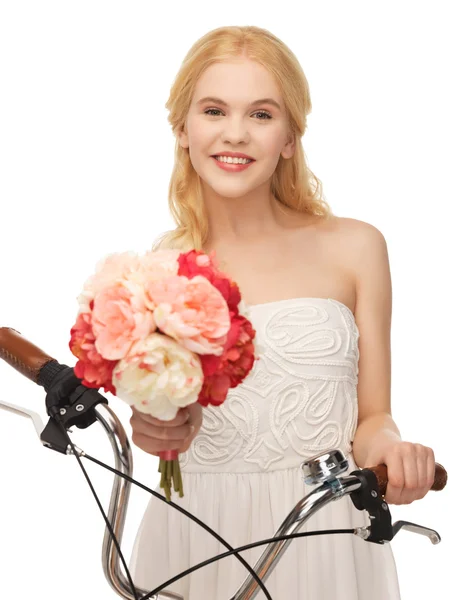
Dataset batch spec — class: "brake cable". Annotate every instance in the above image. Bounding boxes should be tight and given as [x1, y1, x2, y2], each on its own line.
[0, 327, 447, 600]
[46, 366, 274, 600]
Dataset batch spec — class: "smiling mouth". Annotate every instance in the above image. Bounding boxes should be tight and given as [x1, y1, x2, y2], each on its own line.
[211, 156, 256, 171]
[211, 156, 255, 163]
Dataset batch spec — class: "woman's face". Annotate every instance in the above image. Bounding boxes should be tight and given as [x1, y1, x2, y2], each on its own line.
[179, 58, 295, 199]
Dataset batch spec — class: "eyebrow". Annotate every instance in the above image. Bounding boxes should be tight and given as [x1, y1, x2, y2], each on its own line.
[196, 96, 282, 111]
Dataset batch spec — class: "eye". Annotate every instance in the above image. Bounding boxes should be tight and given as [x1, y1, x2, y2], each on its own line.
[204, 108, 272, 120]
[204, 108, 223, 117]
[253, 110, 272, 120]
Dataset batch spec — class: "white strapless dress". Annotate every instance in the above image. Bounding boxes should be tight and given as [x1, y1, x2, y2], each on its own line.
[129, 297, 402, 599]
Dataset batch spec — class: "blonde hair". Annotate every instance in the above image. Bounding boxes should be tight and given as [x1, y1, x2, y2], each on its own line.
[152, 25, 334, 252]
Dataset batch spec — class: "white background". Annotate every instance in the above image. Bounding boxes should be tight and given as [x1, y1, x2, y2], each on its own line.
[0, 1, 470, 599]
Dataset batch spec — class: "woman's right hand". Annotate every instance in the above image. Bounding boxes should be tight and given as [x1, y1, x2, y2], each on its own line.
[129, 402, 203, 457]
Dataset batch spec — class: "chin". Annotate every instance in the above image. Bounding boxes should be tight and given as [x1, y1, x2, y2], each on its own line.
[204, 180, 257, 199]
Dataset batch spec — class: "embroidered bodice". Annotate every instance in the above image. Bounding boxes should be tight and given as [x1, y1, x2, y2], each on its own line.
[179, 297, 360, 474]
[131, 297, 402, 600]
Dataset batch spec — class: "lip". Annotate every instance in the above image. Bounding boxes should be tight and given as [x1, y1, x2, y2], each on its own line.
[211, 151, 256, 160]
[211, 156, 255, 172]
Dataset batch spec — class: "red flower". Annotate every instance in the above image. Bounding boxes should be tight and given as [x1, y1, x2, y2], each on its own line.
[198, 313, 256, 407]
[69, 309, 118, 395]
[176, 250, 257, 407]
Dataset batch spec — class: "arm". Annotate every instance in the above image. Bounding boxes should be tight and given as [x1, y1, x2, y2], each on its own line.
[350, 222, 401, 468]
[348, 220, 435, 504]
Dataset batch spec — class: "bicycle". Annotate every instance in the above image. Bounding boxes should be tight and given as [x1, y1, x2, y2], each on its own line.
[0, 326, 447, 600]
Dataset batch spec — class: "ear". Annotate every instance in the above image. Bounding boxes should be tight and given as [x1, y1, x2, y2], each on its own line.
[281, 130, 295, 159]
[178, 121, 189, 149]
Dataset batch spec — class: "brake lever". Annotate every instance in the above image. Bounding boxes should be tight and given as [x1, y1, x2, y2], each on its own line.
[0, 398, 84, 457]
[354, 518, 441, 545]
[349, 467, 442, 545]
[0, 400, 46, 440]
[0, 364, 109, 456]
[391, 520, 441, 544]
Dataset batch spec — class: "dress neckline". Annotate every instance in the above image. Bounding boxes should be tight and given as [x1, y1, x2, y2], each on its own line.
[247, 296, 355, 319]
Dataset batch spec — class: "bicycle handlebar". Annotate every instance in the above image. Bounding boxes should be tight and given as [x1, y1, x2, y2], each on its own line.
[0, 326, 448, 600]
[0, 327, 448, 494]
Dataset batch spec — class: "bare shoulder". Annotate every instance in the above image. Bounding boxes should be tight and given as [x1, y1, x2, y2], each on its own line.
[336, 217, 391, 318]
[332, 216, 386, 241]
[328, 216, 388, 261]
[312, 215, 387, 258]
[317, 216, 390, 313]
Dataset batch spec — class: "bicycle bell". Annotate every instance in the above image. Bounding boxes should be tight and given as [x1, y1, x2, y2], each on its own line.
[301, 449, 350, 486]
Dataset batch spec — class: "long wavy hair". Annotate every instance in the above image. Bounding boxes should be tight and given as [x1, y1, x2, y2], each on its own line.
[152, 25, 334, 252]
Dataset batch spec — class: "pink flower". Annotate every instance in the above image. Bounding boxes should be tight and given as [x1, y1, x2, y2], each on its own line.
[147, 274, 231, 355]
[77, 250, 181, 314]
[91, 284, 155, 360]
[142, 249, 182, 274]
[178, 249, 242, 313]
[77, 252, 142, 314]
[125, 249, 182, 310]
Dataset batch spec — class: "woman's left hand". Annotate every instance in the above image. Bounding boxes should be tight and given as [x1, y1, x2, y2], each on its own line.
[365, 440, 436, 505]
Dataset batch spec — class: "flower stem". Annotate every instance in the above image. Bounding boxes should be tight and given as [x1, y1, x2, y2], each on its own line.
[158, 457, 185, 501]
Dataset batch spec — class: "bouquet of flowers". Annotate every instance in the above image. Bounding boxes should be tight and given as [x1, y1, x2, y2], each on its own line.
[68, 248, 259, 501]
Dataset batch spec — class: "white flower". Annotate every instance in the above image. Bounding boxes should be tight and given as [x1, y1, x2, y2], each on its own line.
[112, 332, 204, 421]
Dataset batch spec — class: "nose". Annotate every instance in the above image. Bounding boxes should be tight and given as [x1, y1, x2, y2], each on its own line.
[220, 116, 250, 145]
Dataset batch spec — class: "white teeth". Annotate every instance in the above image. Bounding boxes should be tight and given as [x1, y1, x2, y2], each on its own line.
[214, 156, 252, 164]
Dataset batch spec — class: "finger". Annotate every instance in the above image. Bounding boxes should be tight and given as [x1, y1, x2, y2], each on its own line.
[132, 419, 194, 442]
[394, 446, 421, 504]
[177, 404, 201, 452]
[179, 428, 199, 453]
[131, 406, 190, 427]
[396, 445, 430, 504]
[426, 448, 436, 491]
[403, 445, 419, 491]
[415, 446, 431, 499]
[398, 487, 419, 504]
[131, 432, 183, 455]
[187, 402, 203, 427]
[384, 450, 404, 505]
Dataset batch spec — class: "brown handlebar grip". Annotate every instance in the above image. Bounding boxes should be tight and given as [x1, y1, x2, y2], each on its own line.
[367, 462, 448, 496]
[0, 327, 56, 383]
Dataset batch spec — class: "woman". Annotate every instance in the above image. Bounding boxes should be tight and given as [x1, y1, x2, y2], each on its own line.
[128, 25, 435, 599]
